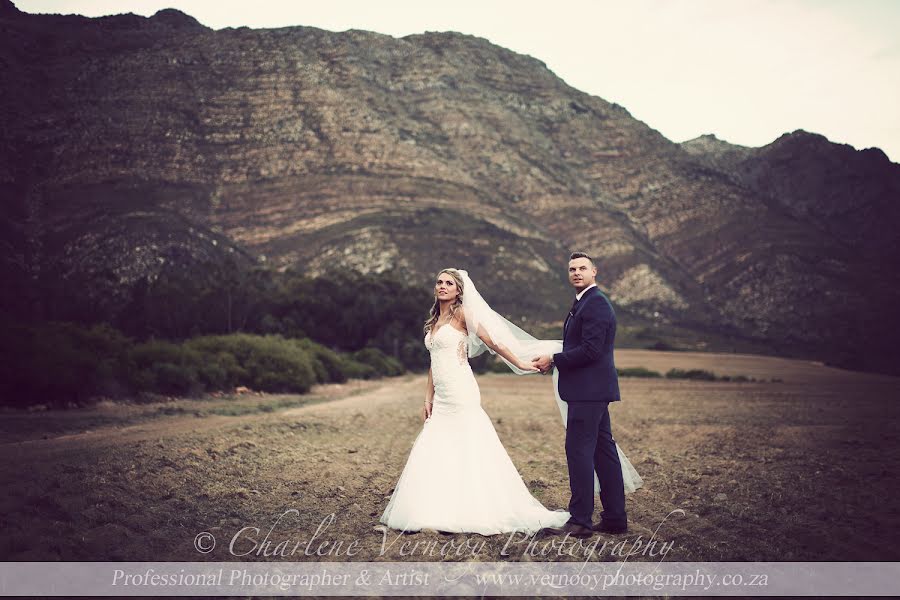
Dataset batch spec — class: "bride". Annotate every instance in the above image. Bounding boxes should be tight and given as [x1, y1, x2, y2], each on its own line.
[379, 268, 642, 535]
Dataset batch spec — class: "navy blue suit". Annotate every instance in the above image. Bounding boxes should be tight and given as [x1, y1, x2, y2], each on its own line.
[553, 286, 627, 529]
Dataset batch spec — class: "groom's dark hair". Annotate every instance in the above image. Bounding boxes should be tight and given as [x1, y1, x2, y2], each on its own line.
[569, 251, 595, 265]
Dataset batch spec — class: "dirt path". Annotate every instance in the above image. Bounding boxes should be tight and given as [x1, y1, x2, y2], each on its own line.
[0, 378, 414, 460]
[1, 350, 898, 563]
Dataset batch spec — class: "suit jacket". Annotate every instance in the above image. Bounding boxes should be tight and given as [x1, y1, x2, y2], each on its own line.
[553, 286, 621, 403]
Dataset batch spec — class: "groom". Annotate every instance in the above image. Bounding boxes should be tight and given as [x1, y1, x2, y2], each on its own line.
[533, 252, 628, 537]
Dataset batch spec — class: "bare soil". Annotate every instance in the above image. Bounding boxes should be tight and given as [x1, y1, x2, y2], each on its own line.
[1, 350, 898, 563]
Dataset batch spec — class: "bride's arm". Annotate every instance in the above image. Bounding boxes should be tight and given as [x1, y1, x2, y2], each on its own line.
[423, 366, 434, 421]
[458, 307, 538, 372]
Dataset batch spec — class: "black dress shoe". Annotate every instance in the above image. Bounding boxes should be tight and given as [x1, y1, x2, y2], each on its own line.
[593, 521, 628, 534]
[539, 522, 595, 538]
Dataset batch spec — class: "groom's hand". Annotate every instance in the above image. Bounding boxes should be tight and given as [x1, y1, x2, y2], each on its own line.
[532, 355, 553, 373]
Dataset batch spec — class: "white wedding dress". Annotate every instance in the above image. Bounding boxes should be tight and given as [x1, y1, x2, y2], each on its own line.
[379, 325, 642, 535]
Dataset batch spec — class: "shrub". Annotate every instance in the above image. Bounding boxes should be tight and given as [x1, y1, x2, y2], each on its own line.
[185, 334, 316, 393]
[339, 359, 378, 380]
[0, 318, 404, 409]
[194, 350, 242, 390]
[485, 357, 514, 373]
[617, 367, 662, 378]
[665, 368, 717, 381]
[0, 320, 133, 408]
[149, 362, 198, 396]
[720, 374, 751, 383]
[293, 338, 351, 384]
[124, 340, 205, 396]
[352, 347, 404, 377]
[648, 341, 678, 351]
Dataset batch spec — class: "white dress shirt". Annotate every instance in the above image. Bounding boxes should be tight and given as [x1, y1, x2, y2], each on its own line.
[553, 283, 598, 367]
[575, 283, 597, 302]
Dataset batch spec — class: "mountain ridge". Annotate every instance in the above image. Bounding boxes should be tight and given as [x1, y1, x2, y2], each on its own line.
[2, 4, 898, 373]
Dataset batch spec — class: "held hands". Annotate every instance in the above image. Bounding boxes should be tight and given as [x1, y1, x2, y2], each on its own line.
[517, 359, 541, 373]
[531, 355, 554, 373]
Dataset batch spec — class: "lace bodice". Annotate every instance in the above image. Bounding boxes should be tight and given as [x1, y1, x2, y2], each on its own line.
[425, 325, 479, 412]
[425, 325, 468, 357]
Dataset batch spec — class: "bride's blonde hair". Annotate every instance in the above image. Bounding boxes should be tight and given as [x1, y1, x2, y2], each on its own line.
[424, 268, 464, 334]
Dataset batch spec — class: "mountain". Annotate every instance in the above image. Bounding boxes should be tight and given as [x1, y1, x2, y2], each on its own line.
[2, 3, 898, 373]
[682, 131, 900, 263]
[680, 133, 754, 173]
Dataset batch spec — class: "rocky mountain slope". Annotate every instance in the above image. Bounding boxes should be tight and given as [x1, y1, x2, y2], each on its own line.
[683, 131, 900, 263]
[2, 0, 898, 372]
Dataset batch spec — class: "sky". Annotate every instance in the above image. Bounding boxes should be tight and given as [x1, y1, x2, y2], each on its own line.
[17, 0, 900, 162]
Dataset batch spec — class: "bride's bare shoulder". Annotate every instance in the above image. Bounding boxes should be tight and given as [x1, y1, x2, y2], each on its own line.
[454, 306, 468, 332]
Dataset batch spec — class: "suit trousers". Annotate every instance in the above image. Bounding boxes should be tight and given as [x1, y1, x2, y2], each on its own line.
[564, 401, 627, 529]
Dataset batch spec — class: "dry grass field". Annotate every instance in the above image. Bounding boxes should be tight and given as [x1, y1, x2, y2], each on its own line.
[1, 350, 898, 564]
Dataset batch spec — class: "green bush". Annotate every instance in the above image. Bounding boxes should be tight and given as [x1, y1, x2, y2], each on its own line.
[617, 367, 662, 378]
[149, 362, 198, 396]
[352, 347, 404, 377]
[0, 320, 132, 407]
[665, 368, 717, 381]
[486, 356, 514, 373]
[0, 318, 406, 409]
[194, 350, 242, 390]
[468, 352, 490, 374]
[124, 340, 205, 396]
[339, 359, 378, 380]
[185, 334, 316, 393]
[647, 341, 678, 351]
[720, 374, 752, 382]
[293, 339, 350, 383]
